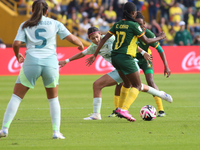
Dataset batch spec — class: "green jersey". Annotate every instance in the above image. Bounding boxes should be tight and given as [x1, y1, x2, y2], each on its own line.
[109, 19, 144, 57]
[137, 28, 159, 59]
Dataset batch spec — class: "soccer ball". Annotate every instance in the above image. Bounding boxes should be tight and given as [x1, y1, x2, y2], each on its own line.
[140, 105, 157, 121]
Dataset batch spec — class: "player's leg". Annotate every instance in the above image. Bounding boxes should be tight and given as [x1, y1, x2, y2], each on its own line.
[145, 73, 165, 117]
[84, 73, 117, 120]
[0, 64, 40, 138]
[42, 66, 65, 139]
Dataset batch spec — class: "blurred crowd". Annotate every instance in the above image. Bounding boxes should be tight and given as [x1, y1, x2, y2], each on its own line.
[2, 0, 200, 47]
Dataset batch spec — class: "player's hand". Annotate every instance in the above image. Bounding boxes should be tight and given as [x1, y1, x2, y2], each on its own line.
[86, 55, 96, 66]
[18, 53, 24, 63]
[59, 60, 67, 68]
[143, 52, 152, 66]
[78, 45, 84, 51]
[164, 67, 171, 78]
[158, 32, 166, 40]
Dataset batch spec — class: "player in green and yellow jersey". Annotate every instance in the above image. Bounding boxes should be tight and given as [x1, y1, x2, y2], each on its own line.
[86, 2, 166, 122]
[135, 11, 171, 117]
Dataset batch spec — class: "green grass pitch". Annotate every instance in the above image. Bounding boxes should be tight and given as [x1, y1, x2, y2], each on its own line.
[0, 74, 200, 150]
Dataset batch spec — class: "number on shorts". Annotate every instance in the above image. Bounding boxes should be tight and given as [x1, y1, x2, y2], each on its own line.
[35, 29, 47, 48]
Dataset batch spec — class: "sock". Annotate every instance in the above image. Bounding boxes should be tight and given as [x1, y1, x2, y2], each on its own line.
[118, 86, 130, 109]
[2, 94, 22, 130]
[154, 96, 164, 111]
[144, 85, 162, 97]
[93, 98, 102, 113]
[48, 97, 61, 133]
[122, 87, 139, 110]
[114, 95, 119, 109]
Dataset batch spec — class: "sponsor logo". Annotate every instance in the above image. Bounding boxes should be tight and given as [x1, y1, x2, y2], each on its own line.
[95, 56, 115, 72]
[182, 51, 200, 71]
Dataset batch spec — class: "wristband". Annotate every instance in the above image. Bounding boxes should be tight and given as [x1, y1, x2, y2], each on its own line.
[141, 50, 145, 56]
[65, 59, 70, 63]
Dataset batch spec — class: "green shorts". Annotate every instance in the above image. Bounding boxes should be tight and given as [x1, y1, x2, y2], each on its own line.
[111, 53, 139, 75]
[16, 65, 59, 89]
[138, 56, 153, 75]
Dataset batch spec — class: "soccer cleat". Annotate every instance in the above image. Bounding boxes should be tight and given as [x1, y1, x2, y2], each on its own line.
[0, 129, 8, 138]
[160, 91, 173, 103]
[157, 111, 166, 117]
[113, 108, 120, 115]
[117, 110, 136, 122]
[53, 132, 65, 139]
[108, 112, 117, 117]
[83, 113, 101, 120]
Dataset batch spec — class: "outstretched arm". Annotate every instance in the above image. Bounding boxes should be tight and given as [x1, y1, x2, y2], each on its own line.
[139, 32, 166, 44]
[59, 52, 85, 68]
[65, 34, 84, 51]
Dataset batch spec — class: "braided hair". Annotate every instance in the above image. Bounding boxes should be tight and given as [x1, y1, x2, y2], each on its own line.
[135, 11, 145, 20]
[123, 2, 137, 22]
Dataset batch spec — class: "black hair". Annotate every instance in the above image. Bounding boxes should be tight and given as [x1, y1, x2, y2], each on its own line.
[87, 26, 100, 37]
[22, 0, 48, 29]
[123, 2, 137, 22]
[135, 11, 144, 20]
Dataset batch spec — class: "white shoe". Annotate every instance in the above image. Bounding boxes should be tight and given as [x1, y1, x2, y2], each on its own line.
[160, 91, 173, 103]
[83, 113, 101, 120]
[53, 132, 65, 139]
[0, 129, 8, 138]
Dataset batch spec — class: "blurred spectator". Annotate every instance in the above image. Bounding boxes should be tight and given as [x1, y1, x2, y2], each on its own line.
[79, 17, 91, 41]
[99, 21, 110, 34]
[98, 5, 106, 19]
[150, 19, 162, 36]
[104, 5, 117, 24]
[174, 21, 193, 46]
[169, 1, 182, 24]
[160, 17, 174, 45]
[60, 0, 70, 14]
[67, 0, 80, 17]
[102, 0, 114, 10]
[67, 12, 80, 35]
[148, 0, 159, 22]
[90, 13, 104, 28]
[0, 38, 6, 49]
[182, 0, 194, 7]
[184, 7, 194, 30]
[132, 0, 142, 11]
[172, 20, 181, 33]
[193, 34, 200, 45]
[195, 0, 200, 12]
[113, 0, 128, 21]
[85, 2, 95, 19]
[160, 0, 175, 20]
[57, 11, 67, 25]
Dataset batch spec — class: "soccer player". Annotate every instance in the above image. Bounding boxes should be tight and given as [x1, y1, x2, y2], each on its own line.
[86, 2, 166, 122]
[59, 27, 172, 121]
[0, 0, 84, 139]
[109, 11, 172, 117]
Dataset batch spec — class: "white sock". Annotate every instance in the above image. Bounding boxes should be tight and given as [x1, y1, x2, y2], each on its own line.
[48, 97, 61, 133]
[93, 98, 102, 114]
[147, 86, 162, 97]
[2, 94, 22, 130]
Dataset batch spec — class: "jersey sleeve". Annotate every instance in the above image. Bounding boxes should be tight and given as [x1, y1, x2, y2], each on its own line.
[132, 22, 145, 38]
[82, 43, 95, 55]
[145, 29, 159, 48]
[108, 23, 116, 35]
[14, 22, 26, 43]
[56, 21, 71, 40]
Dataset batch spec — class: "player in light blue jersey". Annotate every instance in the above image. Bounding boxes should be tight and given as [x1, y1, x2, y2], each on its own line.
[59, 27, 172, 120]
[0, 0, 84, 139]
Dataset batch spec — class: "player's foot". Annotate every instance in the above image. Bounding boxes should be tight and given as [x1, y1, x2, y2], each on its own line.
[83, 113, 101, 120]
[0, 129, 8, 138]
[113, 107, 120, 115]
[160, 91, 173, 103]
[108, 112, 117, 117]
[117, 110, 136, 122]
[53, 132, 65, 139]
[157, 111, 166, 117]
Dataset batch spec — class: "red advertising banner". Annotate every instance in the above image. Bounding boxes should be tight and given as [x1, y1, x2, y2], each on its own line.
[0, 46, 200, 76]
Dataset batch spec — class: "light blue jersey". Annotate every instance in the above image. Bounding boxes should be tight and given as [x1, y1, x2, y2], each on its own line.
[15, 16, 71, 59]
[82, 35, 115, 63]
[14, 15, 71, 88]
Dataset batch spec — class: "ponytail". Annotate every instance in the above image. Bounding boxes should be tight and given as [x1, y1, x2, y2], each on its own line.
[22, 0, 48, 29]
